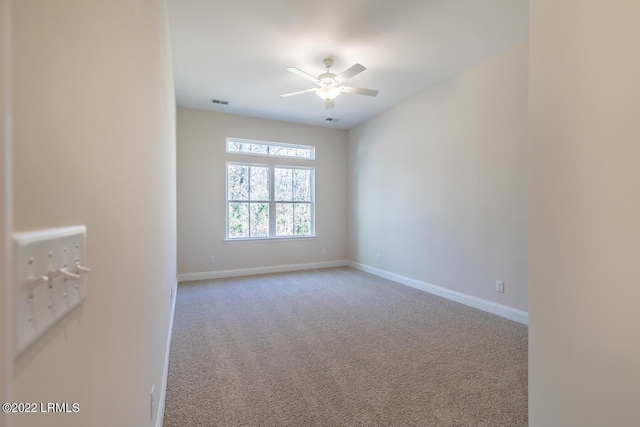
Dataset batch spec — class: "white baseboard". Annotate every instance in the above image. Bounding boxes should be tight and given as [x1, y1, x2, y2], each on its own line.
[177, 260, 349, 283]
[348, 261, 528, 325]
[176, 260, 528, 324]
[155, 279, 178, 427]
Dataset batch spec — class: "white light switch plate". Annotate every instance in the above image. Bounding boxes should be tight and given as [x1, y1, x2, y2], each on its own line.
[13, 226, 88, 356]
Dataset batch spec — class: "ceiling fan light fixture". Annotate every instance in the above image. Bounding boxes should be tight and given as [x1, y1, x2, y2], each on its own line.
[316, 84, 341, 101]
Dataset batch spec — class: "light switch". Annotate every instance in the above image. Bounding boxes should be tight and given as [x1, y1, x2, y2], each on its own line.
[13, 226, 89, 356]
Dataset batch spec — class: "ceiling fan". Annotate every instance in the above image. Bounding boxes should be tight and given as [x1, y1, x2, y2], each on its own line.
[281, 58, 379, 109]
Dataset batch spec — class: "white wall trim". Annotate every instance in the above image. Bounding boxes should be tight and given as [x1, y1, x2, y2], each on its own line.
[154, 279, 178, 427]
[177, 260, 528, 324]
[178, 260, 349, 282]
[348, 261, 528, 325]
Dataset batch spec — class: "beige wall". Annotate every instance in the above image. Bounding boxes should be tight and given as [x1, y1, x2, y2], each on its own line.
[1, 0, 11, 421]
[347, 43, 529, 312]
[10, 1, 176, 426]
[529, 1, 640, 426]
[177, 108, 347, 276]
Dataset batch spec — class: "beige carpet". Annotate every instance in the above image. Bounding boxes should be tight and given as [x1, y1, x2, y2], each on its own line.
[163, 267, 527, 427]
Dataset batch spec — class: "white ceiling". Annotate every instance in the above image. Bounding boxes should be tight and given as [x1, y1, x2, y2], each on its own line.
[167, 0, 528, 130]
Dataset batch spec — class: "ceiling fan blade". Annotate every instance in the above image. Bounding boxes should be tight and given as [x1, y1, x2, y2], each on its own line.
[341, 86, 379, 97]
[325, 99, 335, 109]
[280, 88, 317, 98]
[286, 67, 319, 83]
[335, 64, 365, 83]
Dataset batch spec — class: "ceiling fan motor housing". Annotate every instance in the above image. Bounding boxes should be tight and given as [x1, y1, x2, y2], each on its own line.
[318, 72, 337, 84]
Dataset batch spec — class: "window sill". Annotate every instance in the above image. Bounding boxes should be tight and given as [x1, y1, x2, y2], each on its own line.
[224, 236, 317, 244]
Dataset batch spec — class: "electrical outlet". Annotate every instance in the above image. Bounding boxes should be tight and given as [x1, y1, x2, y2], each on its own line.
[376, 254, 381, 262]
[496, 280, 504, 293]
[210, 256, 216, 264]
[322, 248, 327, 255]
[150, 384, 155, 420]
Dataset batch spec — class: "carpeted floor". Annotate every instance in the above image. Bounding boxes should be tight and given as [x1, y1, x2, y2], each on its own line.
[163, 267, 527, 427]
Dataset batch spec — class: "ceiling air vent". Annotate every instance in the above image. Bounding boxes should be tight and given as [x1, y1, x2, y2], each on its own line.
[325, 117, 341, 123]
[211, 99, 230, 106]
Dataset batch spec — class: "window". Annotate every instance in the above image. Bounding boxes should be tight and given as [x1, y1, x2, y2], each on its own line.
[226, 163, 314, 240]
[274, 167, 312, 236]
[227, 137, 314, 159]
[225, 137, 315, 241]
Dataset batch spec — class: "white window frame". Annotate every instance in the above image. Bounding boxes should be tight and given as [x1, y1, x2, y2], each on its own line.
[226, 137, 315, 160]
[225, 161, 316, 242]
